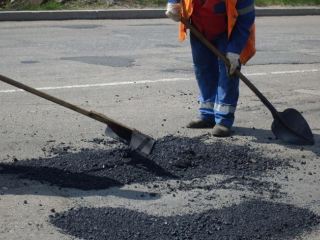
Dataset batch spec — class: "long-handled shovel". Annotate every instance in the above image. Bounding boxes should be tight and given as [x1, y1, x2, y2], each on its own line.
[0, 74, 156, 155]
[180, 18, 314, 145]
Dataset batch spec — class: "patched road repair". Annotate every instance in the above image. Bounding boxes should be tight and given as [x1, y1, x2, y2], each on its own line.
[0, 16, 320, 240]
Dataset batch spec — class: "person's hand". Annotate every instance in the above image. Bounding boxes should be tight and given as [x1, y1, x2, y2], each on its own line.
[226, 52, 240, 76]
[165, 3, 181, 22]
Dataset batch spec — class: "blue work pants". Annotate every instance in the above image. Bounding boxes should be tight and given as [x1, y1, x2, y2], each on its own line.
[190, 33, 240, 128]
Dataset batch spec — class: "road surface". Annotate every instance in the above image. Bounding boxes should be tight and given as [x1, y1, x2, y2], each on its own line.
[0, 16, 320, 240]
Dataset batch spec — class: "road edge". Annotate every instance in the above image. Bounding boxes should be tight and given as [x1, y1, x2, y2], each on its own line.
[0, 7, 320, 21]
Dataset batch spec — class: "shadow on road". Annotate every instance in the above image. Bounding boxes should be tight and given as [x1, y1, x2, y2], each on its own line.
[0, 135, 290, 199]
[0, 167, 160, 200]
[234, 126, 320, 156]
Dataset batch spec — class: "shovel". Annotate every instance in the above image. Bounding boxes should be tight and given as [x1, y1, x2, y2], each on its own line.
[0, 74, 156, 155]
[180, 18, 314, 145]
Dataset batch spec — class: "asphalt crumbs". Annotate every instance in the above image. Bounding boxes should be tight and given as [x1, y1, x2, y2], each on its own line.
[1, 134, 319, 239]
[50, 200, 320, 240]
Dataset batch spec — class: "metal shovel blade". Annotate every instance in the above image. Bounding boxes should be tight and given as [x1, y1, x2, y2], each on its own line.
[106, 126, 156, 155]
[130, 130, 156, 155]
[105, 126, 129, 144]
[271, 108, 314, 145]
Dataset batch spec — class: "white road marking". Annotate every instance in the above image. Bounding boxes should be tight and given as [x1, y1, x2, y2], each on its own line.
[0, 69, 318, 94]
[294, 89, 320, 96]
[245, 72, 267, 76]
[271, 69, 319, 75]
[0, 77, 192, 93]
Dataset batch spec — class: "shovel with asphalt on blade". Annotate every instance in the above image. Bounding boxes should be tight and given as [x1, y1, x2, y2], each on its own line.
[180, 18, 314, 145]
[0, 74, 156, 155]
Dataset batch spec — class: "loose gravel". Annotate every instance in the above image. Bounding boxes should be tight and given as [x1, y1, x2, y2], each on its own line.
[0, 135, 288, 192]
[50, 199, 320, 240]
[1, 135, 318, 240]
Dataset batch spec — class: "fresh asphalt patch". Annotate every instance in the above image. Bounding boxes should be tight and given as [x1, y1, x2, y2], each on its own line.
[1, 134, 319, 239]
[0, 135, 288, 195]
[50, 200, 320, 240]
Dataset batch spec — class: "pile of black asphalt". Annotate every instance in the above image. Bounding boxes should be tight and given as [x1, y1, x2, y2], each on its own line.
[0, 135, 288, 193]
[50, 199, 320, 240]
[2, 134, 319, 240]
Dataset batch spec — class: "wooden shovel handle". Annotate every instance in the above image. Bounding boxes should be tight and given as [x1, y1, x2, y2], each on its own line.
[0, 74, 134, 133]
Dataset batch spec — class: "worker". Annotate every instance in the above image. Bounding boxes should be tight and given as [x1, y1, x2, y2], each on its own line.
[165, 0, 256, 137]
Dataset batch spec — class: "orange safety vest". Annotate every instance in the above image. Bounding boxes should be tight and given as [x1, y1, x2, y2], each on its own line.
[179, 0, 256, 64]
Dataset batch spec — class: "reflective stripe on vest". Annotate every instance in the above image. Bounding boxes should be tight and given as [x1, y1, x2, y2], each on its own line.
[237, 3, 254, 15]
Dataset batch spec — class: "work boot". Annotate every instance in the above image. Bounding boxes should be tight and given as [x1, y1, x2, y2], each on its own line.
[186, 119, 215, 129]
[212, 124, 231, 137]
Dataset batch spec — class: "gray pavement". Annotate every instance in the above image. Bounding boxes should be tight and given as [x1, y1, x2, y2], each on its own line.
[0, 16, 320, 239]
